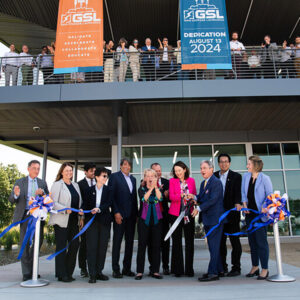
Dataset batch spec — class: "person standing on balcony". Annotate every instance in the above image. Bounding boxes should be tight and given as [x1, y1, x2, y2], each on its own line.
[104, 40, 115, 82]
[260, 35, 278, 79]
[141, 38, 157, 81]
[129, 39, 141, 82]
[229, 32, 245, 79]
[19, 45, 34, 85]
[2, 44, 19, 86]
[248, 50, 262, 79]
[116, 38, 129, 82]
[158, 37, 175, 80]
[214, 154, 242, 277]
[279, 40, 295, 78]
[37, 46, 54, 85]
[292, 36, 300, 78]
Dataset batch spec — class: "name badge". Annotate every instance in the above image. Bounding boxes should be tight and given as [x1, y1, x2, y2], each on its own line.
[205, 190, 209, 194]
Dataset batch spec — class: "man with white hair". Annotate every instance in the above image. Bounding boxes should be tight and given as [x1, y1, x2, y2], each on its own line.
[191, 160, 225, 282]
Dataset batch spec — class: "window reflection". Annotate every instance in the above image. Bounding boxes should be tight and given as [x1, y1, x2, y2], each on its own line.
[252, 143, 282, 169]
[191, 145, 212, 171]
[282, 143, 300, 169]
[121, 147, 141, 173]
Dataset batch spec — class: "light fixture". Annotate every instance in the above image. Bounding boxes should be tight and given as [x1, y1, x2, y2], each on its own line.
[133, 152, 139, 165]
[173, 151, 178, 164]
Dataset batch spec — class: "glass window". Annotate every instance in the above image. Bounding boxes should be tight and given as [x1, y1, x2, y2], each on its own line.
[263, 171, 285, 195]
[190, 173, 203, 192]
[285, 171, 300, 235]
[252, 143, 282, 169]
[282, 143, 300, 169]
[121, 147, 141, 173]
[142, 146, 189, 174]
[213, 144, 247, 171]
[191, 145, 212, 172]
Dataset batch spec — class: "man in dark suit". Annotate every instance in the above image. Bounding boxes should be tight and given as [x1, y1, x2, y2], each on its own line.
[81, 167, 112, 283]
[9, 160, 49, 281]
[149, 163, 170, 275]
[214, 154, 242, 277]
[108, 158, 138, 278]
[192, 160, 224, 282]
[141, 38, 157, 81]
[77, 163, 96, 278]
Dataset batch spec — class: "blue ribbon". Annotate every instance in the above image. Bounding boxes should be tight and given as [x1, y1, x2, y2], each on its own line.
[0, 216, 33, 239]
[46, 208, 94, 260]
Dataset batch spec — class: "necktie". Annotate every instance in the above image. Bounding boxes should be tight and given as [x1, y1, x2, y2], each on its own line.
[31, 179, 37, 197]
[204, 180, 207, 189]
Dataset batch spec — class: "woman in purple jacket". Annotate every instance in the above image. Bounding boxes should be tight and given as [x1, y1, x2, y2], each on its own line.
[136, 169, 163, 280]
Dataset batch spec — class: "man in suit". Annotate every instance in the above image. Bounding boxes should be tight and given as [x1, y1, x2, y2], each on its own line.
[192, 160, 224, 282]
[9, 160, 49, 281]
[141, 38, 157, 81]
[77, 163, 96, 278]
[109, 158, 138, 278]
[82, 167, 112, 283]
[214, 154, 242, 277]
[149, 163, 170, 275]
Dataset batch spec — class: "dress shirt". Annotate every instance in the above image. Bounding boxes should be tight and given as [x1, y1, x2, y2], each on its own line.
[294, 45, 300, 58]
[19, 52, 33, 66]
[2, 51, 20, 67]
[280, 47, 293, 62]
[230, 40, 245, 55]
[248, 55, 261, 67]
[219, 170, 229, 196]
[86, 177, 95, 187]
[146, 45, 151, 51]
[38, 54, 54, 68]
[163, 47, 168, 61]
[95, 185, 103, 209]
[122, 171, 133, 193]
[174, 47, 182, 64]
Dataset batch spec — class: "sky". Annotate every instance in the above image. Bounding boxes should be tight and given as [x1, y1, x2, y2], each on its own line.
[0, 42, 85, 188]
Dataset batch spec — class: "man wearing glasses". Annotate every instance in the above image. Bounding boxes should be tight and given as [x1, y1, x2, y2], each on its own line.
[214, 153, 242, 277]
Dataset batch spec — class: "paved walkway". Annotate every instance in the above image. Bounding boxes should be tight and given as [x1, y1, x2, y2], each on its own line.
[0, 241, 299, 300]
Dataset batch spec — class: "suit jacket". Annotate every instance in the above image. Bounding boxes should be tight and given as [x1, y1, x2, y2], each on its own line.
[261, 43, 279, 62]
[81, 185, 113, 226]
[108, 171, 138, 219]
[196, 175, 224, 226]
[78, 178, 91, 207]
[141, 46, 157, 64]
[48, 179, 82, 228]
[160, 177, 170, 214]
[242, 172, 273, 222]
[9, 176, 49, 223]
[158, 45, 175, 64]
[214, 170, 242, 223]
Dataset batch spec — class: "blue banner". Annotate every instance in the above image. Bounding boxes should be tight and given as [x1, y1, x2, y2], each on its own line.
[180, 0, 232, 70]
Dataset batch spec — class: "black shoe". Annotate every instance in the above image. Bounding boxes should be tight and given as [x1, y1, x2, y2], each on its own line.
[199, 273, 208, 280]
[112, 271, 123, 279]
[218, 272, 226, 277]
[80, 269, 89, 278]
[163, 268, 170, 275]
[152, 274, 163, 279]
[69, 276, 76, 281]
[96, 273, 109, 281]
[58, 277, 72, 282]
[174, 274, 182, 277]
[135, 275, 143, 280]
[199, 274, 219, 282]
[246, 269, 260, 278]
[89, 276, 96, 284]
[185, 272, 194, 277]
[122, 270, 135, 277]
[227, 270, 241, 277]
[22, 275, 31, 281]
[257, 271, 269, 280]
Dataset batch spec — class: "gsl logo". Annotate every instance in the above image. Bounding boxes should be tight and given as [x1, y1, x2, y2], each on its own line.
[195, 9, 223, 20]
[62, 12, 100, 24]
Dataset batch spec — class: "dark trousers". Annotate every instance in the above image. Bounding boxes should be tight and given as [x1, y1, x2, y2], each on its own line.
[142, 62, 156, 81]
[159, 61, 171, 80]
[246, 214, 269, 269]
[280, 60, 296, 78]
[112, 216, 136, 272]
[86, 221, 111, 276]
[169, 214, 195, 275]
[137, 219, 161, 274]
[231, 54, 242, 79]
[78, 231, 87, 271]
[262, 60, 276, 78]
[54, 216, 79, 278]
[220, 222, 242, 272]
[19, 213, 44, 276]
[41, 67, 54, 84]
[249, 67, 262, 79]
[148, 213, 170, 271]
[204, 224, 223, 275]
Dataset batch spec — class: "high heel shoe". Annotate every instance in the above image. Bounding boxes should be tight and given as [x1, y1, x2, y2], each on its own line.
[257, 271, 269, 280]
[246, 269, 259, 277]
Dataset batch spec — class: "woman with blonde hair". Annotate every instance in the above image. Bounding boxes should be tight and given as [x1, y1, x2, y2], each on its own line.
[135, 169, 163, 280]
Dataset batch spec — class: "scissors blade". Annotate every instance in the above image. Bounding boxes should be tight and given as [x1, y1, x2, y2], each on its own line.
[164, 211, 185, 241]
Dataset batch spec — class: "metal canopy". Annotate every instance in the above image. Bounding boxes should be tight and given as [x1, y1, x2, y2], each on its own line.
[0, 0, 299, 52]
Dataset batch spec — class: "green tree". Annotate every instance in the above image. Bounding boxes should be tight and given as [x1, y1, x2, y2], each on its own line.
[0, 164, 24, 228]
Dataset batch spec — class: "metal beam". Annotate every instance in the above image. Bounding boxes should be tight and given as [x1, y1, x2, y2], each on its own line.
[289, 17, 300, 39]
[2, 136, 112, 143]
[74, 160, 78, 182]
[240, 0, 254, 40]
[42, 140, 48, 181]
[104, 0, 114, 41]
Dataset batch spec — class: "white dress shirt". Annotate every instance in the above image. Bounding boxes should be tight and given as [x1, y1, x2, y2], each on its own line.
[219, 170, 229, 196]
[95, 185, 103, 209]
[248, 55, 261, 67]
[86, 177, 95, 187]
[122, 172, 133, 193]
[2, 51, 20, 67]
[230, 40, 245, 55]
[163, 47, 168, 61]
[19, 52, 33, 66]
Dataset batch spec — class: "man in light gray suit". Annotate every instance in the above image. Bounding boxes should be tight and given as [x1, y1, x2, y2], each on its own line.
[9, 160, 49, 281]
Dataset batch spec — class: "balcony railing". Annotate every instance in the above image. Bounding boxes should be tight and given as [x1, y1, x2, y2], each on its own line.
[0, 47, 299, 86]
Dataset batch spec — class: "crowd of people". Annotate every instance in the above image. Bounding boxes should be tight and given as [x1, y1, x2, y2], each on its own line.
[9, 154, 273, 284]
[1, 33, 299, 86]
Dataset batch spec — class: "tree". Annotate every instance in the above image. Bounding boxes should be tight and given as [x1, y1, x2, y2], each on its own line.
[0, 164, 24, 228]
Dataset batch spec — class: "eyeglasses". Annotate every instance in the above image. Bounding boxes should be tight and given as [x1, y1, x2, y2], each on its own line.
[133, 41, 138, 44]
[163, 39, 168, 42]
[219, 161, 230, 164]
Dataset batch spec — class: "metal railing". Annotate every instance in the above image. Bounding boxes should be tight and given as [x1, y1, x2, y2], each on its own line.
[0, 47, 299, 86]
